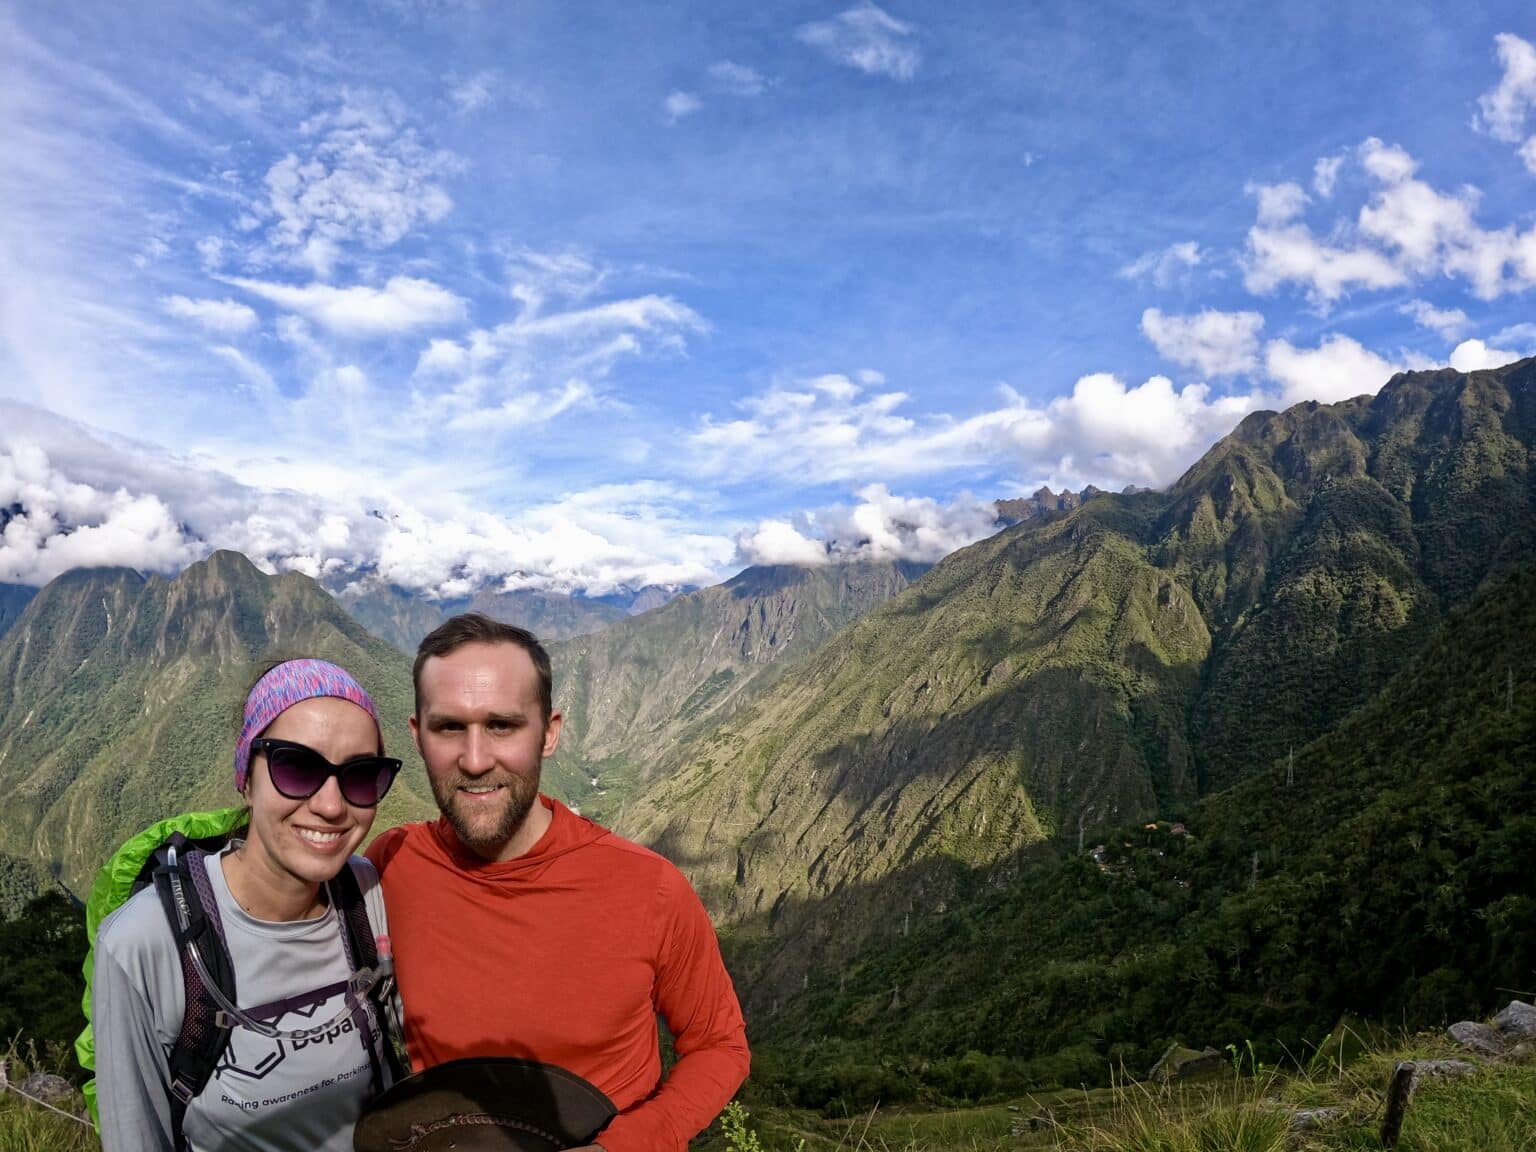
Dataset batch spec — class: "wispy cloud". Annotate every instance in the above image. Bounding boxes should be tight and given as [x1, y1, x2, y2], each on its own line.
[708, 60, 766, 97]
[161, 295, 259, 334]
[1141, 308, 1264, 377]
[1118, 241, 1203, 288]
[797, 4, 921, 81]
[664, 90, 703, 123]
[1399, 299, 1470, 340]
[447, 70, 499, 113]
[223, 275, 468, 336]
[1476, 33, 1536, 173]
[689, 370, 1263, 493]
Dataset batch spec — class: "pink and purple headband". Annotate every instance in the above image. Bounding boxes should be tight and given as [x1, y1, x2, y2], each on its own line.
[234, 659, 384, 793]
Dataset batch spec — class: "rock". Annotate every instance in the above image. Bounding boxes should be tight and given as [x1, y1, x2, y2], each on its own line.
[1507, 1042, 1534, 1064]
[1290, 1107, 1345, 1131]
[1411, 1059, 1477, 1087]
[1447, 1020, 1506, 1058]
[17, 1072, 74, 1104]
[1493, 1000, 1536, 1042]
[1149, 1042, 1225, 1083]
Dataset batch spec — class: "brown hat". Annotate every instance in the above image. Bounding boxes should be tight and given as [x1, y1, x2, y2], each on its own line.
[354, 1057, 616, 1152]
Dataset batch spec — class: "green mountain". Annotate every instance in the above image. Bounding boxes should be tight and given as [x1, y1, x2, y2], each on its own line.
[0, 584, 34, 640]
[622, 359, 1536, 986]
[336, 580, 629, 654]
[0, 850, 67, 920]
[748, 561, 1536, 1103]
[0, 551, 437, 896]
[546, 561, 929, 815]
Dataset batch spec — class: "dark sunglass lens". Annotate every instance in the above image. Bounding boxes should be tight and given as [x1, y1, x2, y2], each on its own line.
[267, 744, 330, 799]
[338, 759, 398, 807]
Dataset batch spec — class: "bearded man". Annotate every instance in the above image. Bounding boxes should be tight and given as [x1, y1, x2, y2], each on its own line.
[367, 613, 749, 1152]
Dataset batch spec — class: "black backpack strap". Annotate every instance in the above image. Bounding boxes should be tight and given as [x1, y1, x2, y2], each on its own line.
[152, 839, 236, 1152]
[331, 861, 408, 1090]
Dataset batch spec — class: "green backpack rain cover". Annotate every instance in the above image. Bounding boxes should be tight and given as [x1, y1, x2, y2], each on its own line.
[75, 806, 250, 1128]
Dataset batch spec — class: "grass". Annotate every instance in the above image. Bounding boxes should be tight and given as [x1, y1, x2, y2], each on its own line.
[5, 1028, 1529, 1152]
[701, 1027, 1536, 1152]
[0, 1040, 97, 1152]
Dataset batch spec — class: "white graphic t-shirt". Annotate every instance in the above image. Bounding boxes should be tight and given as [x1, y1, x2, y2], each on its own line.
[94, 845, 389, 1152]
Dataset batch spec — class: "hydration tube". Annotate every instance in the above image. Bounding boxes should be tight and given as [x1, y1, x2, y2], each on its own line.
[165, 844, 391, 1041]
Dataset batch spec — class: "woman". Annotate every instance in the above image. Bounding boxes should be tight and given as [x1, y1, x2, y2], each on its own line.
[91, 659, 403, 1152]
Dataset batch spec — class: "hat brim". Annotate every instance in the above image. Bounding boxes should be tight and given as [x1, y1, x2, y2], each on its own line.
[354, 1057, 617, 1152]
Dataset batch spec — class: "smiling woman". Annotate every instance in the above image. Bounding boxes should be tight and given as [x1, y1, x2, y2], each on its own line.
[86, 658, 406, 1152]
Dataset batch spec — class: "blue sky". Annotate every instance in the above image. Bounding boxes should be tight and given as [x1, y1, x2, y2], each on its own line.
[2, 0, 1535, 595]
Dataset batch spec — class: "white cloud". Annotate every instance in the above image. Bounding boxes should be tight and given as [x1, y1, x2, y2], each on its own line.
[1476, 34, 1536, 145]
[708, 61, 766, 97]
[1141, 308, 1265, 377]
[738, 485, 1001, 566]
[1245, 141, 1536, 305]
[736, 519, 831, 566]
[1118, 241, 1203, 287]
[690, 370, 1261, 493]
[1243, 181, 1407, 304]
[0, 440, 202, 584]
[664, 91, 703, 122]
[257, 92, 457, 275]
[160, 295, 258, 334]
[1449, 338, 1523, 372]
[1399, 299, 1469, 340]
[0, 405, 737, 596]
[1521, 136, 1536, 178]
[797, 4, 921, 81]
[1264, 334, 1405, 405]
[223, 275, 467, 336]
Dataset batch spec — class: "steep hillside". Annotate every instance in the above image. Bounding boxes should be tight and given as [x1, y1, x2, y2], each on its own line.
[0, 552, 437, 893]
[748, 562, 1536, 1097]
[0, 584, 34, 640]
[547, 561, 928, 814]
[625, 359, 1536, 967]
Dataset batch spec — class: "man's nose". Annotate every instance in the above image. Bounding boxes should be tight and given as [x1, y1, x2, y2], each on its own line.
[461, 727, 496, 775]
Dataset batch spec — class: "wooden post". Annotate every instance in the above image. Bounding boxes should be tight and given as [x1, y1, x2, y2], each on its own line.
[1380, 1060, 1415, 1147]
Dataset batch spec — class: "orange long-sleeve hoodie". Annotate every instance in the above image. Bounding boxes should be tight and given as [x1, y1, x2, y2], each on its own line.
[367, 797, 749, 1152]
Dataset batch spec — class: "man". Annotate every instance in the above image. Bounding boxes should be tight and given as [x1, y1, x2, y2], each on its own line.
[367, 613, 749, 1152]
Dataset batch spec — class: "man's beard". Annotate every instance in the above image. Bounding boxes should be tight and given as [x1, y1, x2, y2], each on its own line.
[431, 768, 541, 856]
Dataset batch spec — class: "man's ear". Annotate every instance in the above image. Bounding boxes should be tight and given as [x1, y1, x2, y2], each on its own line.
[542, 710, 563, 757]
[409, 714, 422, 756]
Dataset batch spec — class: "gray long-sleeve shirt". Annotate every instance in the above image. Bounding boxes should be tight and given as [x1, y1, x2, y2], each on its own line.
[92, 844, 389, 1152]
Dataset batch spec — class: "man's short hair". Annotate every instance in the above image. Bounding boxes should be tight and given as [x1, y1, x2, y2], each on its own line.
[413, 612, 553, 721]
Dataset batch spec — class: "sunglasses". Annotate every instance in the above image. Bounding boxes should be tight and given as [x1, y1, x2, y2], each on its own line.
[250, 738, 402, 808]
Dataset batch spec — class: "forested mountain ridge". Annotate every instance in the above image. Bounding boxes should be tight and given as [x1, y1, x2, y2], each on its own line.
[745, 560, 1536, 1101]
[0, 551, 437, 894]
[546, 560, 928, 814]
[622, 359, 1536, 980]
[336, 580, 630, 654]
